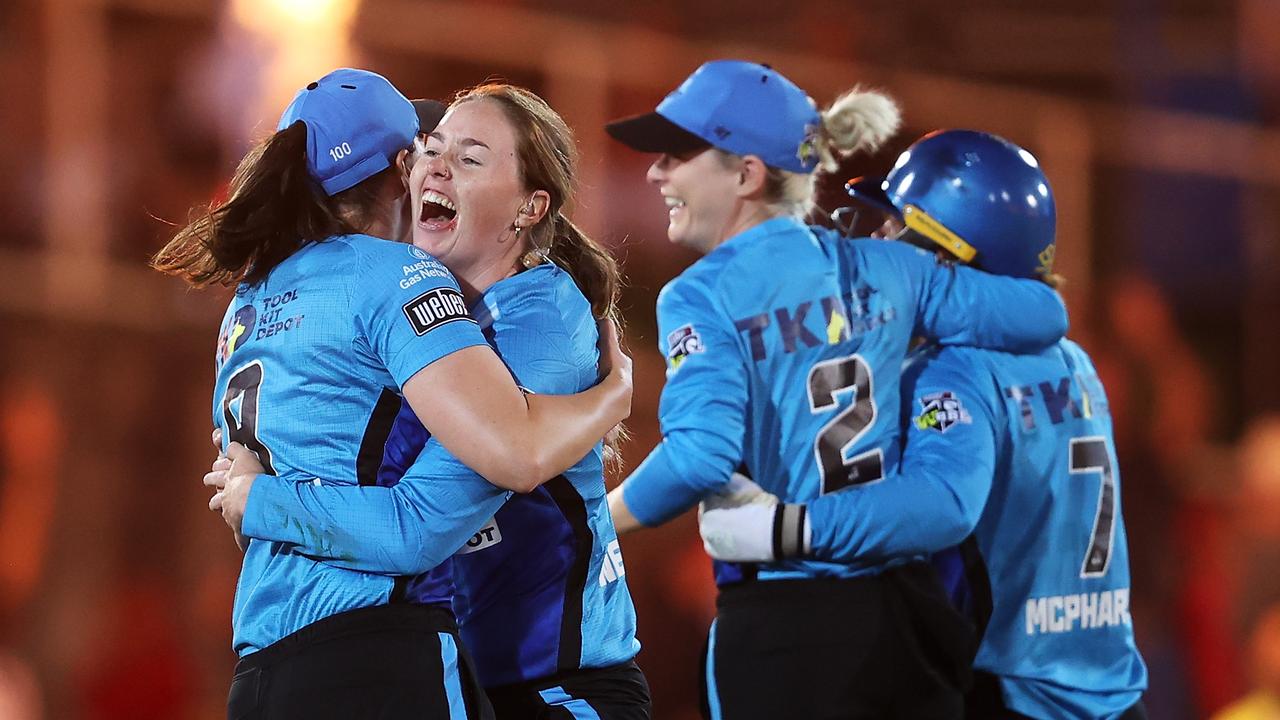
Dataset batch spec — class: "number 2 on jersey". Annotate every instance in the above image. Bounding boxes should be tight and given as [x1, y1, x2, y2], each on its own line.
[1069, 435, 1116, 578]
[222, 361, 276, 474]
[807, 354, 883, 495]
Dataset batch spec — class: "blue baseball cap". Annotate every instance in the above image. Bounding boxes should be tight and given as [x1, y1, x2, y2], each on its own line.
[276, 68, 418, 196]
[605, 60, 822, 174]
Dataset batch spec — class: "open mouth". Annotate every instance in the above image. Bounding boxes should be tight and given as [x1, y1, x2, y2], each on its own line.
[663, 194, 686, 219]
[420, 189, 458, 231]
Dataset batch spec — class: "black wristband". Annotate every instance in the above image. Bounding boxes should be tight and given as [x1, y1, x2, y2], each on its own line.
[771, 503, 808, 560]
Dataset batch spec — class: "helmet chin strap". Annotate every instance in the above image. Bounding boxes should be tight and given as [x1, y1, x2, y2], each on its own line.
[900, 204, 978, 263]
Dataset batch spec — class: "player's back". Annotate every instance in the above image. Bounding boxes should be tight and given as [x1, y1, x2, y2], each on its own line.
[948, 339, 1147, 718]
[212, 235, 480, 655]
[681, 221, 935, 581]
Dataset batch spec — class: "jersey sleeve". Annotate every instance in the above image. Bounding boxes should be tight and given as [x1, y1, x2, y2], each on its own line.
[807, 347, 1000, 562]
[882, 242, 1068, 353]
[620, 277, 748, 526]
[351, 244, 489, 387]
[241, 440, 507, 576]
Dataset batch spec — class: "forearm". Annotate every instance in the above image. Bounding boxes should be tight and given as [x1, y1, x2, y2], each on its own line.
[241, 472, 505, 575]
[806, 472, 983, 563]
[922, 265, 1068, 352]
[516, 380, 629, 490]
[607, 486, 644, 535]
[619, 433, 735, 528]
[405, 347, 629, 493]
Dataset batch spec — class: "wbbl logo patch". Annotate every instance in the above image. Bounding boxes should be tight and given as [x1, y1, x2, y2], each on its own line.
[666, 323, 704, 370]
[914, 391, 972, 433]
[403, 287, 473, 336]
[217, 304, 257, 366]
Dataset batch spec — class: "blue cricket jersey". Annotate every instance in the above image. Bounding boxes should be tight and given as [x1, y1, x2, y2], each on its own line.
[216, 234, 493, 657]
[620, 217, 1068, 583]
[241, 262, 641, 686]
[449, 263, 639, 686]
[807, 339, 1147, 718]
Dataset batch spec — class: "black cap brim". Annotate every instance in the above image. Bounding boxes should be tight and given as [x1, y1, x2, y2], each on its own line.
[844, 176, 899, 217]
[412, 99, 448, 136]
[605, 112, 710, 154]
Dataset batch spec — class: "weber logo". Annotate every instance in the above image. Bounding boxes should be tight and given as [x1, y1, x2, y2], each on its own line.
[457, 518, 502, 555]
[403, 287, 473, 336]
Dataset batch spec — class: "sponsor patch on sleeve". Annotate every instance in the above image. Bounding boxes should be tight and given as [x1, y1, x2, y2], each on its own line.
[913, 391, 972, 433]
[456, 518, 501, 555]
[665, 323, 705, 370]
[403, 287, 474, 336]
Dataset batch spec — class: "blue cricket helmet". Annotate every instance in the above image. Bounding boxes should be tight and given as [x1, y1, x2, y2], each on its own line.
[851, 130, 1057, 279]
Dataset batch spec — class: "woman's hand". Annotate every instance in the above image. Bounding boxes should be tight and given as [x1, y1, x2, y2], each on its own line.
[596, 318, 634, 422]
[204, 438, 265, 552]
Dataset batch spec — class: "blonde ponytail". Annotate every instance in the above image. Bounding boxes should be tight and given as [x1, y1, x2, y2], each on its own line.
[816, 87, 902, 172]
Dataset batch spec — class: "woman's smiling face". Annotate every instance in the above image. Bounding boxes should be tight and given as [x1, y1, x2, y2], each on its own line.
[409, 98, 528, 279]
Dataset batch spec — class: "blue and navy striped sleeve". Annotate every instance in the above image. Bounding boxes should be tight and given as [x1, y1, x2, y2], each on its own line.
[620, 276, 747, 527]
[870, 241, 1068, 353]
[241, 452, 508, 576]
[807, 347, 1000, 562]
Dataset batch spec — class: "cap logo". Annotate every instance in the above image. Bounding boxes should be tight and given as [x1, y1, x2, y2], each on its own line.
[1037, 243, 1056, 275]
[713, 126, 731, 140]
[796, 123, 820, 167]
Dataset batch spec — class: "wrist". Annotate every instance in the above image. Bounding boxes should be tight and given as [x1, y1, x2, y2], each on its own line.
[772, 503, 810, 560]
[606, 373, 632, 420]
[239, 473, 272, 539]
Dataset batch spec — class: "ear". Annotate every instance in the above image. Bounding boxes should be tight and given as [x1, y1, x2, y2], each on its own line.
[735, 155, 769, 199]
[395, 147, 413, 190]
[520, 190, 552, 226]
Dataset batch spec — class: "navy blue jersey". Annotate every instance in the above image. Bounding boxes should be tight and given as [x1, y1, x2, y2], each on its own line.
[214, 235, 490, 656]
[420, 264, 640, 686]
[808, 340, 1147, 718]
[247, 263, 640, 686]
[620, 217, 1068, 583]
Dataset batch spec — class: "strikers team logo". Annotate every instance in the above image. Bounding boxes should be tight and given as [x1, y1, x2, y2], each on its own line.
[216, 304, 257, 366]
[403, 287, 474, 335]
[1037, 243, 1056, 276]
[796, 122, 820, 168]
[913, 391, 972, 433]
[665, 323, 704, 371]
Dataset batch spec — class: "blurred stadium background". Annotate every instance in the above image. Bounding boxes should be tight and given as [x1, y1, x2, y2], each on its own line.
[1, 0, 1278, 717]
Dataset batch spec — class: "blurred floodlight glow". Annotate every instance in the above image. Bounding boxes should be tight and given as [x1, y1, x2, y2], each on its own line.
[222, 0, 363, 143]
[232, 0, 360, 32]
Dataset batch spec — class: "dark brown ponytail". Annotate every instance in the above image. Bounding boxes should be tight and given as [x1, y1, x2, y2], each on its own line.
[547, 214, 621, 322]
[152, 121, 395, 288]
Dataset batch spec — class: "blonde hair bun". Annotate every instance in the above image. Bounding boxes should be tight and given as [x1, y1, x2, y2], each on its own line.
[819, 88, 902, 169]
